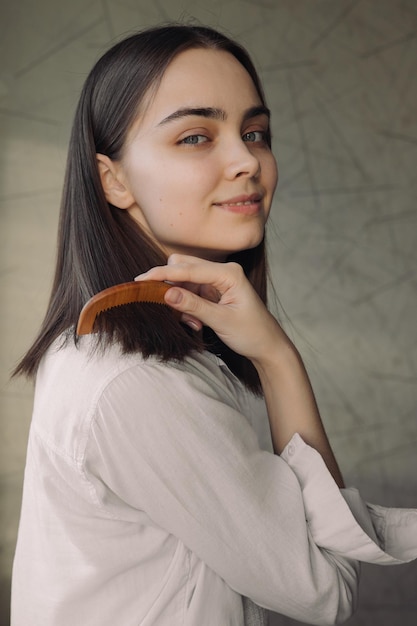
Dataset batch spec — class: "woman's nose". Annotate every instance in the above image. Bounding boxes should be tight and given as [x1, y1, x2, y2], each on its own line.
[223, 139, 261, 180]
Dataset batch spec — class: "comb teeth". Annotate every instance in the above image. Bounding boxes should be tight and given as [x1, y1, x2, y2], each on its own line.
[76, 281, 172, 335]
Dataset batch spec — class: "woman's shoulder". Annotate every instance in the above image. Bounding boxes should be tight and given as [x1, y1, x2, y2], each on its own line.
[38, 334, 150, 392]
[38, 334, 240, 391]
[33, 336, 245, 434]
[31, 335, 155, 459]
[29, 335, 251, 464]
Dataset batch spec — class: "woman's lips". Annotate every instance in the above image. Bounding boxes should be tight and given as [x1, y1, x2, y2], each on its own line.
[213, 194, 263, 215]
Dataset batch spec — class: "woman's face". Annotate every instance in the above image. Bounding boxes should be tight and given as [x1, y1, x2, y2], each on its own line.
[113, 47, 278, 261]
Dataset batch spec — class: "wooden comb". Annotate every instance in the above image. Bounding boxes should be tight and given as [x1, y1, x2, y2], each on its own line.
[76, 280, 172, 335]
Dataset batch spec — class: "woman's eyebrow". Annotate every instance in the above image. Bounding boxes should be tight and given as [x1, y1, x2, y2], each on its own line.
[158, 105, 270, 126]
[243, 105, 271, 123]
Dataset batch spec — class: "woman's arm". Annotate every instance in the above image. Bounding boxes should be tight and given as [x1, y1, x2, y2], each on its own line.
[136, 254, 344, 486]
[252, 342, 344, 486]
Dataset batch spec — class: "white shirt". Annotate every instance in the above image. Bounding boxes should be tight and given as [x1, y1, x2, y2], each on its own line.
[11, 337, 417, 626]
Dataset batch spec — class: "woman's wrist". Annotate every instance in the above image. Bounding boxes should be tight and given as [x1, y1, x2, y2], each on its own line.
[250, 328, 300, 378]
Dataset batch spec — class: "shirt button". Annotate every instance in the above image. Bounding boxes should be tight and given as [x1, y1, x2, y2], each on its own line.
[287, 444, 295, 456]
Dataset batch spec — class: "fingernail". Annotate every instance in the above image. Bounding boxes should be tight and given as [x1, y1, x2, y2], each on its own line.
[186, 320, 201, 331]
[165, 288, 182, 304]
[134, 272, 148, 281]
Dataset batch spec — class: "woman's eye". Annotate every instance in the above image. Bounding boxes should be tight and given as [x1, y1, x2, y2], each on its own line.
[180, 134, 208, 145]
[242, 130, 266, 143]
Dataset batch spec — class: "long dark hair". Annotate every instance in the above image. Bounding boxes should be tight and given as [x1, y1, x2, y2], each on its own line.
[13, 24, 271, 393]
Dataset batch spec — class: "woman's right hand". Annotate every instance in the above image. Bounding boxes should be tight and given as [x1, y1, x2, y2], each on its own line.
[135, 254, 291, 366]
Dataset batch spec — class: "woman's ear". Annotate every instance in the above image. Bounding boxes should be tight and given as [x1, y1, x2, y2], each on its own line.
[96, 154, 134, 209]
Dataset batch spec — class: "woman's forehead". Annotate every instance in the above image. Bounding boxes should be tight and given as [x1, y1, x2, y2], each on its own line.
[140, 48, 262, 125]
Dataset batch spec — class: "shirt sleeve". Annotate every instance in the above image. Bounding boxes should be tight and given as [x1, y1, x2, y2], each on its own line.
[82, 358, 407, 624]
[281, 433, 417, 564]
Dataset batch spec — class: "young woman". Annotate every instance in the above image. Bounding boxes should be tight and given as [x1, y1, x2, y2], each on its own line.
[11, 24, 417, 626]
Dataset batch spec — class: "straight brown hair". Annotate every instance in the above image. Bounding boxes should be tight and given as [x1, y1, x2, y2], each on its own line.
[13, 24, 272, 394]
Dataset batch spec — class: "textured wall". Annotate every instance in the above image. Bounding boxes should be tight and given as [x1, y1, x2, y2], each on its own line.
[1, 1, 416, 624]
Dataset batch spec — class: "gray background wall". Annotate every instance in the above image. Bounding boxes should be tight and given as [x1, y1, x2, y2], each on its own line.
[1, 0, 416, 624]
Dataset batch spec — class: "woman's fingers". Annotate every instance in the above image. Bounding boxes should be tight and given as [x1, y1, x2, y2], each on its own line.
[136, 256, 228, 333]
[138, 254, 243, 290]
[164, 284, 225, 327]
[136, 257, 245, 325]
